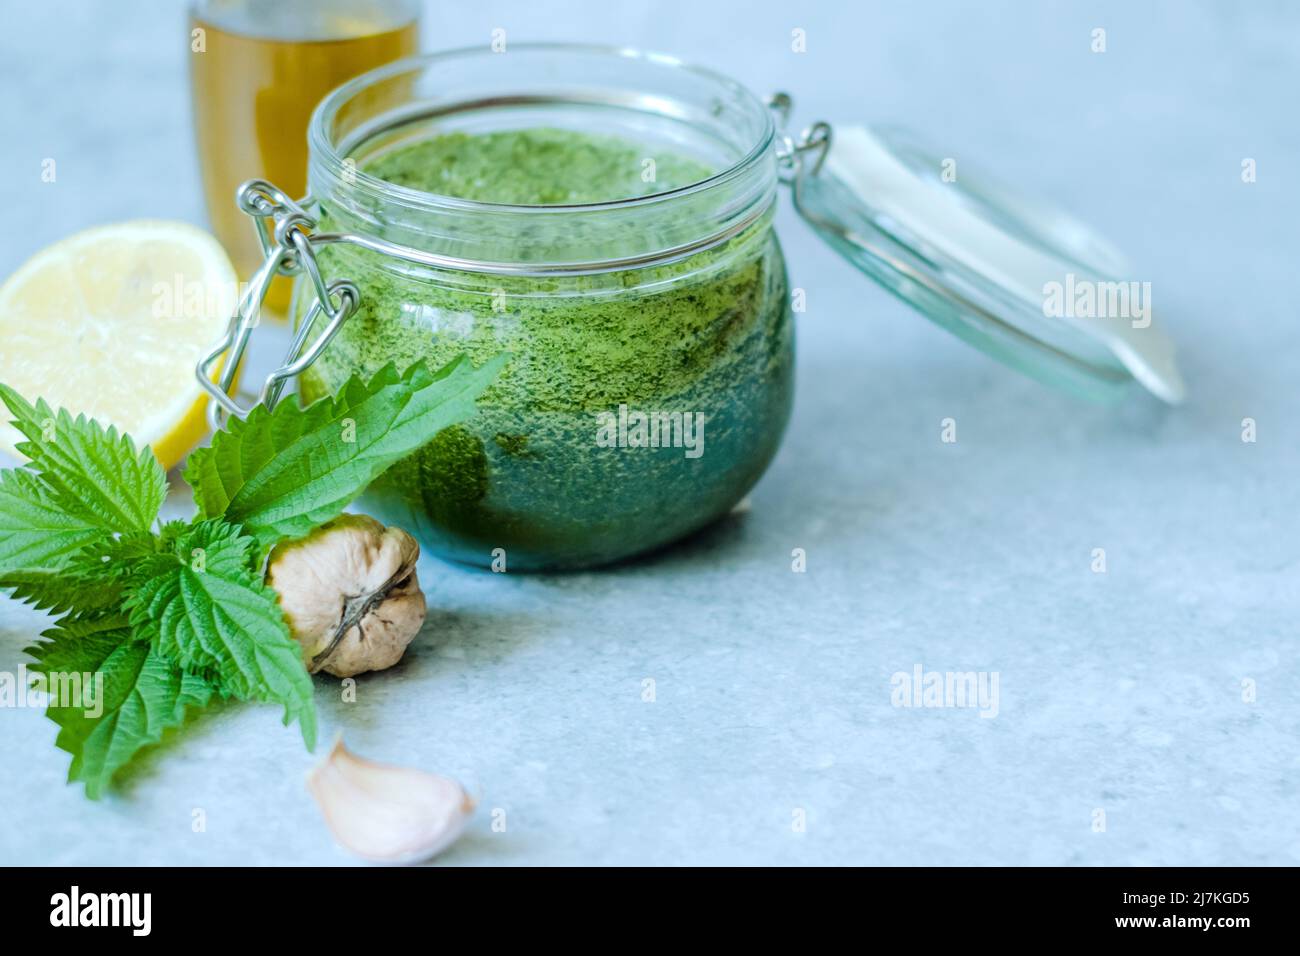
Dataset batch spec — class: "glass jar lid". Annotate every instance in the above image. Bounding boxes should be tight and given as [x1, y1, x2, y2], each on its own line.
[784, 117, 1184, 403]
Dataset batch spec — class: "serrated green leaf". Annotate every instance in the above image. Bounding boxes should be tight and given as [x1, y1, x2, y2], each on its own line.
[2, 522, 161, 617]
[185, 355, 506, 546]
[0, 384, 166, 534]
[0, 468, 108, 575]
[158, 520, 190, 549]
[1, 564, 123, 617]
[124, 518, 316, 749]
[0, 467, 123, 615]
[27, 614, 214, 799]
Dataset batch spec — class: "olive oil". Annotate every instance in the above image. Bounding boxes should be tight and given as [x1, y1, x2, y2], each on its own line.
[189, 1, 417, 313]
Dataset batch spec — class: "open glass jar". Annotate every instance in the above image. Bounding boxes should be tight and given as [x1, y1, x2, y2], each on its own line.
[199, 43, 1183, 571]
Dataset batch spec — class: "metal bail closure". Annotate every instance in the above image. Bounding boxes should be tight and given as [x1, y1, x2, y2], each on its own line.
[196, 179, 360, 430]
[768, 94, 1185, 404]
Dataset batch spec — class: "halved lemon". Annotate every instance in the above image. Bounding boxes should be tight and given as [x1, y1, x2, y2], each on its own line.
[0, 220, 236, 470]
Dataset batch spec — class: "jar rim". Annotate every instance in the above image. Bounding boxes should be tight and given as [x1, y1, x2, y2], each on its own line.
[308, 42, 777, 216]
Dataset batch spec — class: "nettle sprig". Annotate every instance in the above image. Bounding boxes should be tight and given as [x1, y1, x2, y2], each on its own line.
[0, 356, 504, 797]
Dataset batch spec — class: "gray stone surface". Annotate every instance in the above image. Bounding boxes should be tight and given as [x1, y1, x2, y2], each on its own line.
[1, 0, 1296, 865]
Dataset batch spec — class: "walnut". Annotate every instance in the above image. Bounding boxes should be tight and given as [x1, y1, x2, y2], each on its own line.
[266, 514, 425, 678]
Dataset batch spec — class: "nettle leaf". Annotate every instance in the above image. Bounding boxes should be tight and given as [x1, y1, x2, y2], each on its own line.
[124, 518, 317, 749]
[0, 384, 166, 534]
[185, 356, 506, 546]
[0, 468, 109, 576]
[3, 527, 164, 617]
[2, 563, 124, 618]
[26, 614, 214, 799]
[0, 468, 127, 616]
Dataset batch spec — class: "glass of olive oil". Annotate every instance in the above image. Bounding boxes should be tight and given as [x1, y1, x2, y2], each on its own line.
[189, 0, 419, 313]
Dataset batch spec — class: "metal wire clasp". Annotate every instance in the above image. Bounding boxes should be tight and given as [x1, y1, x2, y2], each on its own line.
[767, 92, 846, 256]
[196, 179, 360, 430]
[767, 92, 832, 184]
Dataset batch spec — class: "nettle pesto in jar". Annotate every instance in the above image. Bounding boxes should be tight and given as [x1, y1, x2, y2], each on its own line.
[297, 49, 793, 569]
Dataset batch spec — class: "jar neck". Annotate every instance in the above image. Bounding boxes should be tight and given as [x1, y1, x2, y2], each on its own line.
[306, 46, 779, 277]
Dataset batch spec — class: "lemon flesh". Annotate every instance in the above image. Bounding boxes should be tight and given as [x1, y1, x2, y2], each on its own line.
[0, 220, 236, 470]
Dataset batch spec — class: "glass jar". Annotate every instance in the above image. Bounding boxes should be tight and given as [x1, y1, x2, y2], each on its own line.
[199, 45, 1185, 572]
[295, 45, 792, 570]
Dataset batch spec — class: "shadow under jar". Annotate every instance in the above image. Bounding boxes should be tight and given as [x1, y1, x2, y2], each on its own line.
[294, 45, 794, 570]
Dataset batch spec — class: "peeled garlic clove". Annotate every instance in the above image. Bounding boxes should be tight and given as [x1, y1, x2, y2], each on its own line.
[307, 738, 475, 864]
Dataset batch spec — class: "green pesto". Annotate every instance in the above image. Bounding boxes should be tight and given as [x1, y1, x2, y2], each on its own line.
[364, 128, 714, 205]
[298, 128, 793, 570]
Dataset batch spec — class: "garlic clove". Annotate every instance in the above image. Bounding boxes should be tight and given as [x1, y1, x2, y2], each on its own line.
[307, 738, 475, 864]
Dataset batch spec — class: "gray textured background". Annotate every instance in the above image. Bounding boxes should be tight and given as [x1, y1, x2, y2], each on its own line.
[1, 0, 1297, 865]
